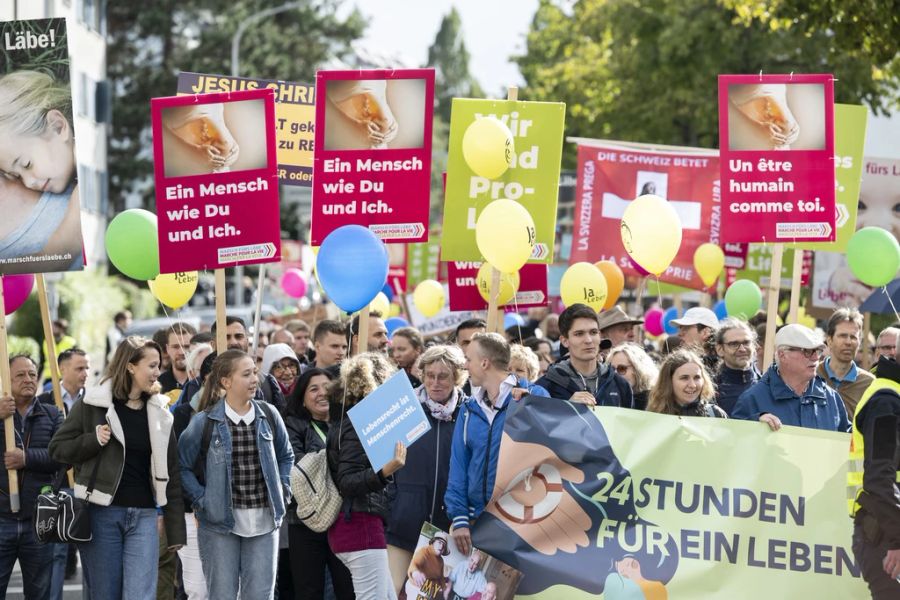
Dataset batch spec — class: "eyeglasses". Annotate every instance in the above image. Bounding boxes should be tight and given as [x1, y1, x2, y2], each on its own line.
[424, 371, 452, 383]
[723, 340, 753, 350]
[613, 364, 631, 375]
[785, 347, 824, 359]
[271, 362, 299, 374]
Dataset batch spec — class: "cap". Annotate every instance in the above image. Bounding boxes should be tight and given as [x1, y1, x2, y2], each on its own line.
[597, 306, 644, 331]
[671, 307, 719, 330]
[430, 531, 451, 556]
[773, 324, 824, 350]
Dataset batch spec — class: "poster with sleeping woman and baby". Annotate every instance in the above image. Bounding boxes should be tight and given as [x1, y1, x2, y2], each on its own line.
[0, 18, 85, 274]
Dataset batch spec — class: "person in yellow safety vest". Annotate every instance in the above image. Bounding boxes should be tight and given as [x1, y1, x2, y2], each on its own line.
[848, 344, 900, 599]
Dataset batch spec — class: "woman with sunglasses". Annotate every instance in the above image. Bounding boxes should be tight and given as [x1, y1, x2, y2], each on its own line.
[647, 350, 727, 418]
[607, 343, 659, 411]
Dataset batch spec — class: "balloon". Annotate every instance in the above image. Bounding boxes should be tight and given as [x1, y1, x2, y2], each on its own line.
[594, 261, 624, 310]
[280, 268, 308, 298]
[2, 274, 34, 314]
[462, 117, 514, 179]
[504, 312, 525, 330]
[713, 300, 728, 321]
[693, 243, 725, 288]
[381, 283, 395, 302]
[148, 272, 198, 309]
[620, 195, 682, 276]
[105, 209, 160, 280]
[662, 307, 680, 335]
[388, 303, 401, 317]
[384, 317, 409, 338]
[644, 308, 665, 337]
[847, 227, 900, 287]
[317, 225, 389, 312]
[476, 263, 520, 306]
[560, 262, 608, 312]
[370, 292, 390, 318]
[475, 199, 535, 273]
[725, 280, 763, 321]
[413, 280, 445, 317]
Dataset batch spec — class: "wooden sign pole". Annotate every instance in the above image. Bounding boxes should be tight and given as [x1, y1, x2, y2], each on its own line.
[250, 264, 266, 357]
[0, 281, 19, 511]
[787, 249, 803, 324]
[357, 304, 371, 355]
[762, 244, 784, 370]
[215, 269, 227, 352]
[862, 312, 872, 368]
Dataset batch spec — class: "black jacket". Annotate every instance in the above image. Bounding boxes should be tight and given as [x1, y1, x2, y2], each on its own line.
[714, 365, 760, 415]
[536, 360, 634, 408]
[854, 356, 900, 545]
[326, 419, 393, 521]
[284, 412, 329, 526]
[0, 399, 64, 518]
[386, 392, 460, 551]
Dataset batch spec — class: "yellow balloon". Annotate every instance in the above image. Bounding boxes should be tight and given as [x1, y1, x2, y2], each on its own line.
[388, 303, 401, 318]
[620, 194, 683, 276]
[693, 243, 725, 288]
[476, 263, 520, 305]
[149, 271, 199, 309]
[462, 117, 514, 179]
[413, 280, 445, 318]
[560, 262, 607, 312]
[475, 199, 535, 273]
[370, 292, 390, 317]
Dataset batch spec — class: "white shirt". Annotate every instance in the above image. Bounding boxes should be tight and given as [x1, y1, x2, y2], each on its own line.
[472, 374, 518, 425]
[223, 402, 274, 538]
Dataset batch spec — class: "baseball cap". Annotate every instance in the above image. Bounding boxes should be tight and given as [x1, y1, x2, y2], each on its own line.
[671, 307, 719, 330]
[773, 324, 824, 350]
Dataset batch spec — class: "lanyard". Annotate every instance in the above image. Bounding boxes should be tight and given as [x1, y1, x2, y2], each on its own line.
[311, 421, 326, 443]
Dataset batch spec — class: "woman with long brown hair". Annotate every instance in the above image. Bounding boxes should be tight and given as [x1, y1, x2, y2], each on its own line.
[647, 349, 727, 418]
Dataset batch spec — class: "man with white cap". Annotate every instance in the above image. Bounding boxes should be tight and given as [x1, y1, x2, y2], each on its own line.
[671, 307, 720, 370]
[732, 324, 850, 432]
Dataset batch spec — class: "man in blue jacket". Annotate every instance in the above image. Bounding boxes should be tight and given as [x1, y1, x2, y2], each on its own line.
[536, 304, 633, 409]
[732, 324, 850, 432]
[445, 333, 549, 555]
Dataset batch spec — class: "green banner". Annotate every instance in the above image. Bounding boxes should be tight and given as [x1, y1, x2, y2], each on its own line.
[406, 239, 441, 288]
[441, 99, 565, 263]
[472, 397, 866, 598]
[792, 104, 868, 252]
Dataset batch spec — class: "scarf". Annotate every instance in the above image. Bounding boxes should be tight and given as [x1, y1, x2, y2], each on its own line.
[416, 385, 460, 422]
[277, 379, 297, 398]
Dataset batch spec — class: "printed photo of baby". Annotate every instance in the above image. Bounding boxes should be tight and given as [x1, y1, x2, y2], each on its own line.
[727, 82, 826, 151]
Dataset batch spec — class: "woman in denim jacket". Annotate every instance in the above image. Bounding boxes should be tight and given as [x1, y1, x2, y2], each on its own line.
[178, 350, 294, 599]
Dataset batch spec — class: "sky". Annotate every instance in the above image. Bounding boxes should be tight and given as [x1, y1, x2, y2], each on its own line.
[341, 0, 540, 91]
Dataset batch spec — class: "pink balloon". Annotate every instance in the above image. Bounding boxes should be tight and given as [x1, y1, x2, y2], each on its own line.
[280, 269, 308, 298]
[2, 274, 34, 315]
[644, 307, 665, 337]
[629, 257, 651, 277]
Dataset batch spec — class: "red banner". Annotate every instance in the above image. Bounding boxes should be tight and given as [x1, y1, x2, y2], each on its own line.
[571, 144, 736, 290]
[447, 262, 548, 310]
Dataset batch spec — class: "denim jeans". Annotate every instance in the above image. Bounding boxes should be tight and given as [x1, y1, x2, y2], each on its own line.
[79, 505, 159, 600]
[334, 549, 396, 600]
[0, 514, 53, 600]
[197, 526, 278, 600]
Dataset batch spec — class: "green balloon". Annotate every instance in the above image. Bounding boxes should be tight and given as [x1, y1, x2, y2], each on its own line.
[105, 209, 160, 280]
[847, 227, 900, 287]
[725, 279, 762, 321]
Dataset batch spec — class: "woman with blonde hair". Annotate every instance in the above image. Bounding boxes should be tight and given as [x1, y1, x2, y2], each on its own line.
[647, 349, 727, 418]
[607, 343, 659, 410]
[49, 336, 186, 600]
[327, 352, 406, 599]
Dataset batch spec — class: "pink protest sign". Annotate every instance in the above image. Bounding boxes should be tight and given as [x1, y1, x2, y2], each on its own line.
[151, 89, 281, 272]
[718, 74, 836, 243]
[311, 69, 435, 245]
[448, 261, 548, 310]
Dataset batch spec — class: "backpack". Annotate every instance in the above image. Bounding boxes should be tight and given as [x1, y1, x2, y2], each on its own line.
[290, 448, 342, 532]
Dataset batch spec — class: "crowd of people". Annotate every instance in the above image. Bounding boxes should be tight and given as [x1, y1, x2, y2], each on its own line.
[0, 300, 897, 599]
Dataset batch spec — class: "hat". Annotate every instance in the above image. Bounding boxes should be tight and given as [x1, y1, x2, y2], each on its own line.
[597, 306, 644, 331]
[430, 532, 451, 556]
[773, 324, 824, 350]
[671, 307, 719, 330]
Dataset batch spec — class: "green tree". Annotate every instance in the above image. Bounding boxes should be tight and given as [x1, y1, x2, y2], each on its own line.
[427, 8, 484, 122]
[516, 0, 900, 166]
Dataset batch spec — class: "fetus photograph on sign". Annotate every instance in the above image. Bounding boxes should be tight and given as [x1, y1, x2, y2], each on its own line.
[324, 78, 427, 150]
[727, 83, 826, 151]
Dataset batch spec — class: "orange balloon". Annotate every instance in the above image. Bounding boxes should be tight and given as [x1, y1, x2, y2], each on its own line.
[594, 261, 624, 310]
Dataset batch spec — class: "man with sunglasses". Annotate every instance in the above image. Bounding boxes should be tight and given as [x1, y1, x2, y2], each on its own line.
[732, 324, 850, 432]
[713, 319, 760, 415]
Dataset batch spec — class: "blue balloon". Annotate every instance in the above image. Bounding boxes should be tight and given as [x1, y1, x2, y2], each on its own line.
[713, 300, 728, 321]
[381, 283, 395, 301]
[503, 312, 525, 330]
[317, 225, 389, 312]
[662, 307, 680, 335]
[385, 317, 409, 338]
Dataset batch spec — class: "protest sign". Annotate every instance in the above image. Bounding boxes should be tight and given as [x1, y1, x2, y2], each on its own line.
[473, 395, 866, 598]
[406, 283, 481, 336]
[810, 156, 900, 309]
[447, 261, 548, 310]
[441, 99, 565, 264]
[311, 69, 434, 244]
[151, 89, 281, 272]
[0, 18, 85, 274]
[347, 370, 430, 472]
[718, 74, 836, 242]
[406, 239, 441, 289]
[401, 522, 522, 600]
[730, 245, 810, 288]
[177, 72, 315, 186]
[570, 142, 736, 289]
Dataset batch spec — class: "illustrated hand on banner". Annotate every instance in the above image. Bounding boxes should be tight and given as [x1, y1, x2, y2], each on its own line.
[620, 195, 682, 276]
[486, 432, 591, 555]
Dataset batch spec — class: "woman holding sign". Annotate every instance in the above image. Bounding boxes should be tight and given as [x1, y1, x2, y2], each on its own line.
[327, 353, 406, 600]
